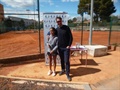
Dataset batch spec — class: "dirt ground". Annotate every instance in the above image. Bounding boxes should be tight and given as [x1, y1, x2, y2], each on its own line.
[0, 30, 120, 58]
[0, 30, 120, 89]
[0, 51, 120, 90]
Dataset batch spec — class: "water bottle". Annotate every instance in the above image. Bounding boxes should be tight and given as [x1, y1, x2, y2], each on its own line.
[76, 42, 80, 49]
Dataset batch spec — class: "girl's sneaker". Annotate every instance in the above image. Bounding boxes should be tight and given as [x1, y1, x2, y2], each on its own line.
[47, 70, 52, 76]
[52, 71, 56, 76]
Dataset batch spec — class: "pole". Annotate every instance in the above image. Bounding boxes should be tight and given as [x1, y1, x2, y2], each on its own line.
[34, 0, 35, 31]
[89, 0, 94, 45]
[88, 4, 89, 30]
[108, 16, 112, 45]
[37, 0, 41, 53]
[81, 12, 84, 45]
[26, 9, 30, 19]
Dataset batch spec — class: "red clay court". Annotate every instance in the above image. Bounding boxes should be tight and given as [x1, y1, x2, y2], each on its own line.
[0, 30, 119, 58]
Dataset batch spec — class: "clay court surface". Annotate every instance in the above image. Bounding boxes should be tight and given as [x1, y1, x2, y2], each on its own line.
[0, 30, 120, 89]
[0, 30, 120, 58]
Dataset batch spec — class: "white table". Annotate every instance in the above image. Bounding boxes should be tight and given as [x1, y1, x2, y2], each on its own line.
[70, 46, 88, 67]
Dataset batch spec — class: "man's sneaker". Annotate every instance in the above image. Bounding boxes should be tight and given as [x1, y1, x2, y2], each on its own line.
[47, 70, 52, 76]
[59, 70, 65, 76]
[52, 71, 56, 76]
[67, 75, 71, 81]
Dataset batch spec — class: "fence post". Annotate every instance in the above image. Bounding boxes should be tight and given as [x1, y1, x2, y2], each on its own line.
[37, 0, 41, 53]
[108, 16, 112, 45]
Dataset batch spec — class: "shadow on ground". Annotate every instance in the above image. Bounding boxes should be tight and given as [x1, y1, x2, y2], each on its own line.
[70, 67, 101, 78]
[80, 59, 99, 66]
[0, 59, 45, 68]
[70, 59, 99, 66]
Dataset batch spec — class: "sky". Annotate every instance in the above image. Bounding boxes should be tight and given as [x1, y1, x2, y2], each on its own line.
[0, 0, 120, 21]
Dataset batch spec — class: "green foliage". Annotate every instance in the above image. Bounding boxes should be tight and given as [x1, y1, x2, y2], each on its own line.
[111, 15, 119, 24]
[68, 19, 73, 23]
[99, 0, 116, 22]
[68, 23, 77, 27]
[73, 17, 77, 22]
[26, 22, 39, 29]
[94, 0, 100, 22]
[40, 22, 43, 29]
[77, 0, 90, 16]
[77, 0, 116, 22]
[4, 18, 12, 27]
[0, 21, 6, 33]
[19, 19, 25, 28]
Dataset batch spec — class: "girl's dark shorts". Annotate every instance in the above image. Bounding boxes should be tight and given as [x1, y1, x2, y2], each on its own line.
[47, 52, 58, 56]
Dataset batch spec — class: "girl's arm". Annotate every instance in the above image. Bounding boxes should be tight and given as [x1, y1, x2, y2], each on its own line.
[50, 37, 58, 53]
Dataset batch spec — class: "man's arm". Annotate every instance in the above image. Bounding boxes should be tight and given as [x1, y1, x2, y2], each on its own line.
[67, 26, 73, 48]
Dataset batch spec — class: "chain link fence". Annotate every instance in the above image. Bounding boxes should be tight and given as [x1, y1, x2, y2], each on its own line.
[0, 2, 120, 59]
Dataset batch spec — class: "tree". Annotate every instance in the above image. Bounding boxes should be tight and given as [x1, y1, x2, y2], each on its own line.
[77, 0, 116, 22]
[99, 0, 116, 22]
[77, 0, 90, 16]
[19, 19, 25, 28]
[68, 19, 73, 23]
[73, 17, 77, 22]
[111, 15, 119, 24]
[93, 0, 101, 22]
[4, 18, 13, 31]
[4, 18, 12, 28]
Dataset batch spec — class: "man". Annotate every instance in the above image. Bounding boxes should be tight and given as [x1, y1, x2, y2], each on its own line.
[56, 17, 73, 81]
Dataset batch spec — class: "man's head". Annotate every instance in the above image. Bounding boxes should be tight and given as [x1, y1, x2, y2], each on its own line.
[56, 17, 62, 27]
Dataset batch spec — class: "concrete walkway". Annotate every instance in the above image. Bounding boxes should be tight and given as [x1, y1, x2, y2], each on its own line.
[0, 75, 91, 90]
[91, 75, 120, 90]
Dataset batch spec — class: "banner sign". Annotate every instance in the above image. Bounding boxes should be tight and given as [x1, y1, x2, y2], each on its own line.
[43, 12, 68, 65]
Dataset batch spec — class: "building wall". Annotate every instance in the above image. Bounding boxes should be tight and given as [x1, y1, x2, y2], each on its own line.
[8, 16, 36, 27]
[0, 4, 4, 22]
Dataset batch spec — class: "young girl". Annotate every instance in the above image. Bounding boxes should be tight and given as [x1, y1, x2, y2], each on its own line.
[47, 27, 58, 76]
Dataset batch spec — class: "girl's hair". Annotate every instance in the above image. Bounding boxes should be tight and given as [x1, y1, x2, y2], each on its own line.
[50, 27, 57, 36]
